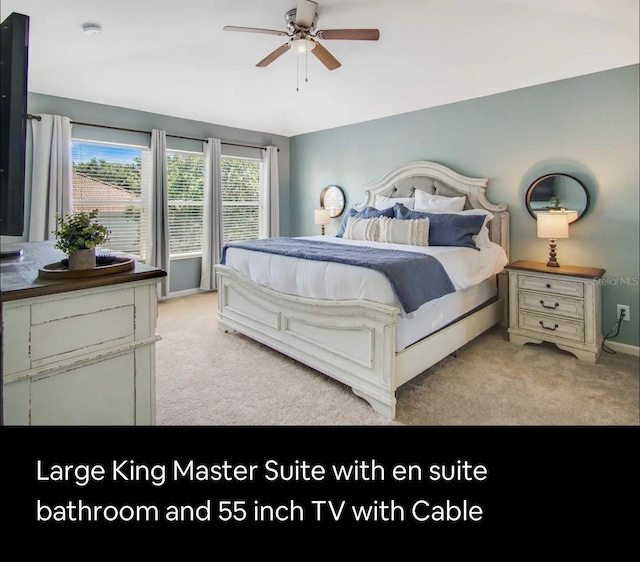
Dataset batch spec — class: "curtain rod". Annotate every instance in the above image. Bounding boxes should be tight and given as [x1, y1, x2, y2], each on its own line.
[26, 114, 277, 152]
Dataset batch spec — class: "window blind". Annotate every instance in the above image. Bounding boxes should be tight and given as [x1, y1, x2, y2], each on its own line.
[221, 157, 261, 244]
[71, 141, 150, 260]
[167, 151, 204, 257]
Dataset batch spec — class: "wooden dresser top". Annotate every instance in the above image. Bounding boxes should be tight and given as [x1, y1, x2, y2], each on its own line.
[1, 241, 166, 302]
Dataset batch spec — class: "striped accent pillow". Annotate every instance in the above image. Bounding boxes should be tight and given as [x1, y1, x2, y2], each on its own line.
[378, 216, 430, 246]
[343, 216, 380, 241]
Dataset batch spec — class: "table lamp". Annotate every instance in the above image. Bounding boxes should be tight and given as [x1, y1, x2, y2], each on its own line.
[314, 208, 330, 235]
[564, 209, 579, 224]
[537, 211, 569, 267]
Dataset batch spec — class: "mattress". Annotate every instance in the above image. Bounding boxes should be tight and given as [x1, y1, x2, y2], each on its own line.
[223, 235, 508, 350]
[396, 276, 497, 351]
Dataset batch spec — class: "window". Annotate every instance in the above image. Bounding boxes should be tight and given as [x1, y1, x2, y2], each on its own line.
[72, 143, 260, 261]
[221, 157, 261, 244]
[72, 141, 150, 260]
[167, 150, 204, 257]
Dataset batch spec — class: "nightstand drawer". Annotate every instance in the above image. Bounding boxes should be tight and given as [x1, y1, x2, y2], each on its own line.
[506, 260, 604, 363]
[518, 291, 585, 320]
[518, 274, 584, 298]
[518, 311, 584, 343]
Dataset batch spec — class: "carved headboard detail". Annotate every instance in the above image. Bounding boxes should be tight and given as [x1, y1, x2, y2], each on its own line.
[355, 161, 509, 258]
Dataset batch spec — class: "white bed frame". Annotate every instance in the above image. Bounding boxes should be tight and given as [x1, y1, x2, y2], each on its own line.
[215, 161, 509, 419]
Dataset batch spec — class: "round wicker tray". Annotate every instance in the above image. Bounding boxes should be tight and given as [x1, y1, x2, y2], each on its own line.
[38, 256, 135, 279]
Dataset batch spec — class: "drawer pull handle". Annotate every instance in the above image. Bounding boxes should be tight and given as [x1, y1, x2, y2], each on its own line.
[539, 321, 559, 331]
[540, 300, 559, 310]
[545, 283, 551, 289]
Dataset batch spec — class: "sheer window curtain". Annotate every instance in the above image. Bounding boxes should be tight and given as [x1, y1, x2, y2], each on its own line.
[29, 115, 73, 241]
[200, 138, 222, 291]
[148, 129, 170, 299]
[260, 146, 279, 238]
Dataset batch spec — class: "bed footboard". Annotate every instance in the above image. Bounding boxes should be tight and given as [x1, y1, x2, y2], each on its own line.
[216, 265, 401, 418]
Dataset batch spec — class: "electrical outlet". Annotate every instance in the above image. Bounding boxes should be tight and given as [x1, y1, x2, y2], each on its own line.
[617, 305, 630, 322]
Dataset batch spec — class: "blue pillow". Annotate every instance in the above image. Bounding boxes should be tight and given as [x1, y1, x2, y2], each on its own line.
[335, 205, 395, 238]
[393, 203, 484, 250]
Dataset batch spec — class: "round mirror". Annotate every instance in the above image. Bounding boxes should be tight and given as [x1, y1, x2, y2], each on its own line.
[320, 185, 346, 218]
[525, 173, 590, 223]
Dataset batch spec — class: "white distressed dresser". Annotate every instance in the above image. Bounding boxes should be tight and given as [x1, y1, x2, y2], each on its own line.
[505, 260, 605, 364]
[1, 241, 166, 425]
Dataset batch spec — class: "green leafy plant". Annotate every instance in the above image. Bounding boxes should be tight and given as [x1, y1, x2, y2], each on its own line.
[550, 196, 561, 208]
[53, 209, 110, 256]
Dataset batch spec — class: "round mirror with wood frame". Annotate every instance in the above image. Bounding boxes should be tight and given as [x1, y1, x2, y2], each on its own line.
[320, 185, 346, 218]
[525, 173, 590, 224]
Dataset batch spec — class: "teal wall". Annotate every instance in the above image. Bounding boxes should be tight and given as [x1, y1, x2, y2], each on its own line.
[290, 65, 639, 347]
[5, 93, 290, 294]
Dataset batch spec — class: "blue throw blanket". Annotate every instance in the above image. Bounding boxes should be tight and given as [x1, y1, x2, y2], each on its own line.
[221, 238, 455, 313]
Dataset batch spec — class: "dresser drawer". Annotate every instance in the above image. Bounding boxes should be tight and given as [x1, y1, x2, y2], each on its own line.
[29, 288, 136, 368]
[518, 291, 585, 320]
[31, 306, 135, 365]
[518, 311, 584, 343]
[517, 274, 584, 298]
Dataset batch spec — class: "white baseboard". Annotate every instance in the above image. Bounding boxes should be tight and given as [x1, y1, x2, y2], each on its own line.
[167, 288, 207, 299]
[604, 340, 640, 357]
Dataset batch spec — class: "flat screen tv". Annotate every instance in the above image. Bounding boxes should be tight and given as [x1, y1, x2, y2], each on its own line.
[529, 175, 556, 202]
[0, 12, 30, 237]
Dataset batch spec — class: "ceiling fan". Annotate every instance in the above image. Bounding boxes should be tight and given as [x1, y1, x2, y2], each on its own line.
[223, 0, 380, 71]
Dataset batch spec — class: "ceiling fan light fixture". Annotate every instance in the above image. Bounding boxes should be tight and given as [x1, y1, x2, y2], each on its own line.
[290, 38, 315, 55]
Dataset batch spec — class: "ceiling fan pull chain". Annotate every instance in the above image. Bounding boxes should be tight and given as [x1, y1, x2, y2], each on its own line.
[305, 47, 309, 83]
[296, 55, 300, 91]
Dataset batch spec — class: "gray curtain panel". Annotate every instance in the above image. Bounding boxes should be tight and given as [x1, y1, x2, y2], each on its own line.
[200, 137, 223, 291]
[29, 114, 73, 241]
[260, 146, 280, 238]
[148, 129, 170, 298]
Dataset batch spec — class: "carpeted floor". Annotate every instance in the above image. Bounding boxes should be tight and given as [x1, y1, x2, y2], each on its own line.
[155, 292, 639, 426]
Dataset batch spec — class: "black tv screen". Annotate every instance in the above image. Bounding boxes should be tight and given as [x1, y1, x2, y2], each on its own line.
[530, 175, 555, 202]
[0, 12, 30, 237]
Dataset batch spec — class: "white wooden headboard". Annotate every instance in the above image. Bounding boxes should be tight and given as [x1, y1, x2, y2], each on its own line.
[354, 161, 510, 259]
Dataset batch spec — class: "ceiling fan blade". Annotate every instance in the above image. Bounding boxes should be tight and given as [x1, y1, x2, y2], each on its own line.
[295, 0, 318, 29]
[224, 26, 288, 36]
[317, 29, 380, 41]
[256, 43, 291, 67]
[311, 41, 341, 71]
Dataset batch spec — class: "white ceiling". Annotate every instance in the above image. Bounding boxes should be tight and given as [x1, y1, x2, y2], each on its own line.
[2, 0, 638, 137]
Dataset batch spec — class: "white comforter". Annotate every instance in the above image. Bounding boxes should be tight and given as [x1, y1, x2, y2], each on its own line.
[223, 236, 508, 315]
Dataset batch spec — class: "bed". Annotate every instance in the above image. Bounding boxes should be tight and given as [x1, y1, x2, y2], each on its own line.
[214, 160, 510, 419]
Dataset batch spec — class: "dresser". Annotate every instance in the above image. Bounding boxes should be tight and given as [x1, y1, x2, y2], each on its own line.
[505, 260, 605, 363]
[1, 241, 166, 425]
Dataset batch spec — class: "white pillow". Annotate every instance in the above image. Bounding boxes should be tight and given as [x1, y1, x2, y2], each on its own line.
[378, 216, 430, 247]
[414, 190, 466, 212]
[374, 194, 415, 211]
[343, 216, 380, 241]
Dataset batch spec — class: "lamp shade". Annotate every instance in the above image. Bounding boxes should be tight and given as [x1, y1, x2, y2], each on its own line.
[314, 209, 331, 225]
[537, 211, 569, 239]
[565, 210, 579, 224]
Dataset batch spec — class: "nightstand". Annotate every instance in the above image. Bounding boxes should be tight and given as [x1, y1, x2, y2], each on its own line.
[505, 260, 605, 363]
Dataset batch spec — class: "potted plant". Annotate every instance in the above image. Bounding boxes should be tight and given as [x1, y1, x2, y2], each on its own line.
[53, 209, 110, 270]
[550, 196, 561, 209]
